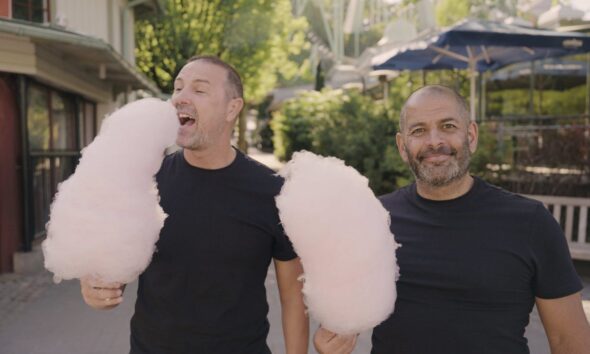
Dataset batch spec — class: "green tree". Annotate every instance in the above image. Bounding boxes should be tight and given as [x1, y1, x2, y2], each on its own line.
[435, 0, 470, 27]
[135, 0, 310, 103]
[272, 88, 411, 194]
[435, 0, 518, 27]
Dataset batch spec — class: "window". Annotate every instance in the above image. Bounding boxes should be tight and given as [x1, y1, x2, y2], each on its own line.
[12, 0, 50, 23]
[50, 91, 76, 150]
[79, 100, 97, 147]
[26, 82, 97, 237]
[27, 84, 50, 150]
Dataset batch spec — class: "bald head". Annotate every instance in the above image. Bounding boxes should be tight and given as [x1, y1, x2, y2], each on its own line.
[399, 85, 469, 132]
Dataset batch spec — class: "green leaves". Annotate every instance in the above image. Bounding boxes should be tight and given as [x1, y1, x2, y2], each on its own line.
[271, 88, 412, 194]
[135, 0, 309, 102]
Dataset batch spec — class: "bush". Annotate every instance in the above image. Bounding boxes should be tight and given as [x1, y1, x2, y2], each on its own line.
[470, 122, 513, 182]
[253, 95, 275, 152]
[271, 88, 411, 194]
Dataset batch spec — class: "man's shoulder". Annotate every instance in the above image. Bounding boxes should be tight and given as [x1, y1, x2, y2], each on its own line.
[163, 148, 182, 164]
[379, 185, 411, 205]
[236, 150, 284, 190]
[473, 178, 550, 225]
[239, 151, 280, 175]
[476, 177, 543, 209]
[156, 149, 182, 176]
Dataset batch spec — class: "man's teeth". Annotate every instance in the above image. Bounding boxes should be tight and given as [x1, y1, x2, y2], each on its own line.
[179, 114, 195, 125]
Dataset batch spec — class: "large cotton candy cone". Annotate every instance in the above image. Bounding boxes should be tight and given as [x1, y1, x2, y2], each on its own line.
[276, 151, 399, 335]
[42, 98, 179, 284]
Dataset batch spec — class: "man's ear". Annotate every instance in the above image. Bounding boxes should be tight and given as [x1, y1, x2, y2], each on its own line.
[396, 133, 408, 163]
[468, 121, 478, 154]
[226, 97, 244, 122]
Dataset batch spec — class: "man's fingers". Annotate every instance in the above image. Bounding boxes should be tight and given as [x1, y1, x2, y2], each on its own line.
[102, 296, 124, 305]
[89, 281, 123, 290]
[316, 327, 338, 341]
[80, 279, 124, 310]
[81, 276, 123, 290]
[314, 327, 358, 354]
[84, 288, 122, 301]
[328, 334, 356, 353]
[94, 288, 123, 300]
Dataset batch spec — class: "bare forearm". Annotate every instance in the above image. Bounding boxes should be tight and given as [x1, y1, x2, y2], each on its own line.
[275, 258, 308, 353]
[549, 328, 590, 354]
[282, 303, 309, 354]
[537, 294, 590, 354]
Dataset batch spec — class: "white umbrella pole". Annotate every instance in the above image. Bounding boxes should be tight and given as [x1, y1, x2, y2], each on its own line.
[470, 71, 476, 121]
[467, 49, 476, 121]
[586, 53, 589, 138]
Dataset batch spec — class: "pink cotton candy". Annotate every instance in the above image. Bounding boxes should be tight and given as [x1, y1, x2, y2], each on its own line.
[42, 98, 179, 284]
[276, 151, 400, 335]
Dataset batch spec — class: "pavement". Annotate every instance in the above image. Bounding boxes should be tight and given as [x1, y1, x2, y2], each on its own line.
[0, 266, 588, 354]
[1, 149, 589, 354]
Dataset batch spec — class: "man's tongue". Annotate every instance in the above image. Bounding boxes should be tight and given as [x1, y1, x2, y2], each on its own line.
[180, 117, 195, 126]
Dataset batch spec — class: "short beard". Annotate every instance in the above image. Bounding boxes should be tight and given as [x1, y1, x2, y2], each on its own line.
[176, 132, 209, 151]
[406, 139, 471, 187]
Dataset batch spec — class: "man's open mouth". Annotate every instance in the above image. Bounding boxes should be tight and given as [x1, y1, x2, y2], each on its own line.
[178, 113, 195, 126]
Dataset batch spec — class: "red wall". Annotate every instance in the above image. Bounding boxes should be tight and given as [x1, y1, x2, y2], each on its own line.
[0, 0, 10, 18]
[0, 75, 23, 273]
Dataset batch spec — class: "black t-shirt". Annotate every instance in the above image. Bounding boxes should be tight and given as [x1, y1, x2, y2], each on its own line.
[372, 177, 582, 354]
[130, 149, 296, 354]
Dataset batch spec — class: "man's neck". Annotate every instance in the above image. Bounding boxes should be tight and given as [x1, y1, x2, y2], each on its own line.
[183, 143, 236, 170]
[415, 174, 474, 201]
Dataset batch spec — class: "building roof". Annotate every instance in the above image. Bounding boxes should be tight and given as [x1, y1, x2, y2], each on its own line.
[0, 17, 161, 96]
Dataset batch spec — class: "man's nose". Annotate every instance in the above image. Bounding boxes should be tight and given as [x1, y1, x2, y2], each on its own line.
[171, 89, 188, 106]
[425, 129, 444, 147]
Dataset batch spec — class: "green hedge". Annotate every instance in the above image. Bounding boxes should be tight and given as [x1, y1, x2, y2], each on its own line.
[271, 88, 411, 195]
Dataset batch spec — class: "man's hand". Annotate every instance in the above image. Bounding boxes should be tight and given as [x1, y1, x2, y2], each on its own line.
[314, 326, 357, 354]
[80, 277, 125, 310]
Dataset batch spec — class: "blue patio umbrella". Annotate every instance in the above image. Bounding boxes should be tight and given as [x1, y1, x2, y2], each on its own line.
[489, 58, 587, 91]
[372, 19, 590, 120]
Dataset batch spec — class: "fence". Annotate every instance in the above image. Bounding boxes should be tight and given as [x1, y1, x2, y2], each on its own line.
[527, 195, 590, 261]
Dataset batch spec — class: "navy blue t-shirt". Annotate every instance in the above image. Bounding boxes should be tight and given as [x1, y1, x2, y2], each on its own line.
[130, 149, 296, 354]
[372, 177, 582, 354]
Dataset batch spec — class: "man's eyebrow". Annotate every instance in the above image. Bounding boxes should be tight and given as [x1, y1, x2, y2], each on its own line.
[407, 121, 425, 130]
[190, 79, 210, 85]
[173, 78, 210, 84]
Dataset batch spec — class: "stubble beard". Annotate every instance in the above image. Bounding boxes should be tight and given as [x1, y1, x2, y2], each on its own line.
[406, 139, 472, 187]
[176, 128, 209, 151]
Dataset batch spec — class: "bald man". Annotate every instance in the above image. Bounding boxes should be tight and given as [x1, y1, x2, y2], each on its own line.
[314, 85, 590, 354]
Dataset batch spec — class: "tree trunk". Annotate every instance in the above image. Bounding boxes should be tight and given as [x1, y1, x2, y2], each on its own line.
[238, 105, 248, 153]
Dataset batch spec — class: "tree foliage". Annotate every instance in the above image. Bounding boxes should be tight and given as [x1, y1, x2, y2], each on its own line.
[271, 88, 412, 194]
[435, 0, 518, 27]
[135, 0, 310, 102]
[435, 0, 470, 27]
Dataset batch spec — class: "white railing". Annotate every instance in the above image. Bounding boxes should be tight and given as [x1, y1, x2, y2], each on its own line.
[526, 195, 590, 261]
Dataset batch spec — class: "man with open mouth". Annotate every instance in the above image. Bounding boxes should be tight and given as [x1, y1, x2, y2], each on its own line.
[80, 56, 309, 354]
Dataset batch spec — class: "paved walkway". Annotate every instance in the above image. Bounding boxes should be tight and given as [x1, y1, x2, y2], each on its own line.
[0, 265, 588, 354]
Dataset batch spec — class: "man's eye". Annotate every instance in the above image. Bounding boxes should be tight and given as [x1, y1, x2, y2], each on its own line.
[411, 128, 424, 135]
[443, 124, 456, 129]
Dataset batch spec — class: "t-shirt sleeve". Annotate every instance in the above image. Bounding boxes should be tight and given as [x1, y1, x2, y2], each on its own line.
[272, 223, 298, 261]
[530, 204, 583, 299]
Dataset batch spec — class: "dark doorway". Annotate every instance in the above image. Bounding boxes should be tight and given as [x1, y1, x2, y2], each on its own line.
[0, 74, 23, 273]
